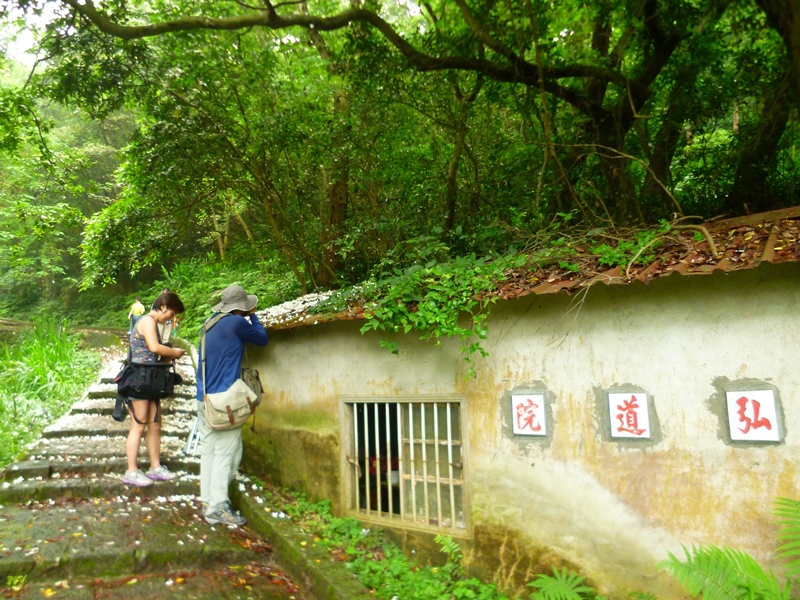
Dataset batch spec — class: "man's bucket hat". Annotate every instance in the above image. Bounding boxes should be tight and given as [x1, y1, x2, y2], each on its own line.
[213, 285, 258, 313]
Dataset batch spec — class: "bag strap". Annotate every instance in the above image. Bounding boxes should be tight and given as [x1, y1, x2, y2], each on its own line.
[129, 398, 160, 425]
[249, 404, 257, 433]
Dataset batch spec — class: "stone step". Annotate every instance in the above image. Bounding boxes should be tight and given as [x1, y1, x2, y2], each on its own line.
[0, 495, 278, 584]
[25, 434, 196, 461]
[42, 411, 196, 440]
[5, 455, 200, 481]
[71, 397, 197, 416]
[0, 348, 330, 600]
[0, 472, 200, 504]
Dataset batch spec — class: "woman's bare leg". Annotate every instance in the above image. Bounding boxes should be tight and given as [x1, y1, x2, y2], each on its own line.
[126, 400, 149, 472]
[145, 401, 162, 469]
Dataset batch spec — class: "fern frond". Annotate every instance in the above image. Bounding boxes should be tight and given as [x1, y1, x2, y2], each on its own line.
[775, 497, 800, 579]
[660, 544, 784, 600]
[528, 568, 595, 600]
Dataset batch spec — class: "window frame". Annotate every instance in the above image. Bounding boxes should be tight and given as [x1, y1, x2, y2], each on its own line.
[339, 396, 471, 536]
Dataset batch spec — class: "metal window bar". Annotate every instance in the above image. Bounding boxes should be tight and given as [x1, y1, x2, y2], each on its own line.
[434, 403, 443, 527]
[373, 403, 381, 513]
[447, 404, 456, 527]
[408, 404, 417, 524]
[396, 403, 405, 519]
[353, 404, 360, 513]
[420, 403, 430, 526]
[364, 404, 372, 515]
[385, 403, 394, 515]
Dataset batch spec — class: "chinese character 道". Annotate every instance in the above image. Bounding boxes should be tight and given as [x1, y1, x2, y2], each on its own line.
[608, 392, 651, 439]
[615, 396, 646, 436]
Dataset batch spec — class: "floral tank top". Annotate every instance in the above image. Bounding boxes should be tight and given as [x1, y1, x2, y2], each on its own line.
[130, 315, 162, 364]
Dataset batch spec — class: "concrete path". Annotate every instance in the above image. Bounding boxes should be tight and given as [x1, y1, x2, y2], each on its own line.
[0, 352, 305, 599]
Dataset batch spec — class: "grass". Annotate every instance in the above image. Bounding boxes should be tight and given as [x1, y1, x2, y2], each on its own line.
[0, 318, 101, 468]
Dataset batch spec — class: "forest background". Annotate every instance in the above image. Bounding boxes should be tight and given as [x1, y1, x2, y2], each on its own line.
[0, 3, 800, 593]
[0, 0, 799, 340]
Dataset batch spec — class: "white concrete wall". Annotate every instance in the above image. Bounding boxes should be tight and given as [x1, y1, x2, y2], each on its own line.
[252, 261, 800, 597]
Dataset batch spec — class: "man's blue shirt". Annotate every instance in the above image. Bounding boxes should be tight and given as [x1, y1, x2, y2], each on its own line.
[197, 313, 268, 400]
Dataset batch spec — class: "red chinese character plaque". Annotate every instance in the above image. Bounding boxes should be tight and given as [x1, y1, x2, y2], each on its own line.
[608, 393, 651, 439]
[725, 390, 780, 442]
[512, 394, 547, 436]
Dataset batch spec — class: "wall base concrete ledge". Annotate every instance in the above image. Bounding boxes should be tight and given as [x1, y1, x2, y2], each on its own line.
[232, 483, 374, 600]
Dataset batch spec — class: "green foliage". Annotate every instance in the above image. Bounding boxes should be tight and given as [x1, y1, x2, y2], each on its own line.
[253, 487, 385, 554]
[0, 74, 134, 320]
[0, 199, 85, 314]
[347, 535, 508, 600]
[0, 318, 100, 468]
[70, 254, 301, 342]
[660, 545, 788, 600]
[0, 88, 37, 154]
[318, 219, 685, 373]
[357, 247, 527, 375]
[145, 256, 301, 344]
[0, 0, 798, 354]
[588, 223, 670, 268]
[774, 497, 800, 579]
[660, 497, 800, 600]
[4, 574, 26, 594]
[79, 190, 176, 289]
[527, 568, 599, 600]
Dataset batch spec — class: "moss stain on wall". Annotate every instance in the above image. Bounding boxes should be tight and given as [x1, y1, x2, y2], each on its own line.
[243, 425, 340, 512]
[463, 523, 583, 598]
[259, 402, 339, 434]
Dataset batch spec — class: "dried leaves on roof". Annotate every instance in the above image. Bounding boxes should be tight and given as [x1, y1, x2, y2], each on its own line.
[497, 206, 800, 300]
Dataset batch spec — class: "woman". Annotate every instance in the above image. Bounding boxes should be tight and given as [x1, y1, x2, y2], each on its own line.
[122, 290, 187, 487]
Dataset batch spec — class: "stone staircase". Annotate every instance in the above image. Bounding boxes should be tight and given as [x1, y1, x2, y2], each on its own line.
[0, 353, 304, 599]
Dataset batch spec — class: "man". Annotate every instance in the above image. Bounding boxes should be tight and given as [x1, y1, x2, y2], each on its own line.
[196, 284, 268, 526]
[127, 297, 145, 334]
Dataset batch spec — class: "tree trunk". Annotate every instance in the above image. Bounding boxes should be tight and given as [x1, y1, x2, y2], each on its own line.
[319, 106, 350, 288]
[722, 79, 791, 216]
[444, 126, 465, 232]
[756, 0, 800, 102]
[303, 0, 352, 288]
[639, 64, 702, 221]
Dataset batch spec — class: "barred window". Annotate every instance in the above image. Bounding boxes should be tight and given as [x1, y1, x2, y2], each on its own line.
[340, 398, 467, 533]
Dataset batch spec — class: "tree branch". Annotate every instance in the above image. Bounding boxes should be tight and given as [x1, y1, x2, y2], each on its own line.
[58, 0, 647, 115]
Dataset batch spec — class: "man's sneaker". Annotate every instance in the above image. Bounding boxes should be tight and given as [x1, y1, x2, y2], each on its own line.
[205, 503, 246, 526]
[122, 469, 153, 487]
[146, 465, 177, 481]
